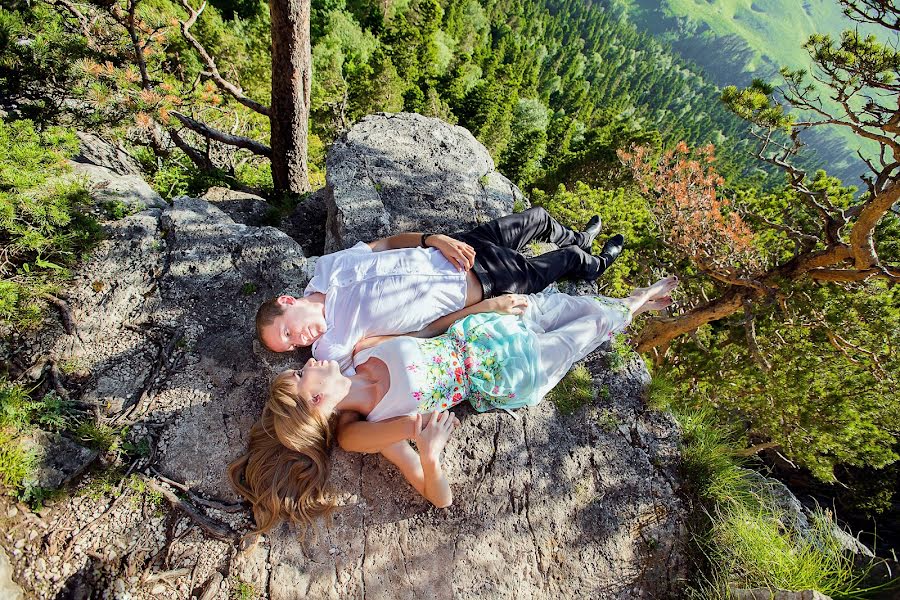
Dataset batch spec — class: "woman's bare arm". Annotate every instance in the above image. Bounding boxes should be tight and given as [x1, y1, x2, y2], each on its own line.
[336, 412, 417, 454]
[409, 294, 530, 338]
[380, 440, 452, 508]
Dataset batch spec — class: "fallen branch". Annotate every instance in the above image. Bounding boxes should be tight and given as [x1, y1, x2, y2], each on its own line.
[170, 111, 271, 157]
[733, 441, 780, 457]
[199, 572, 224, 600]
[144, 567, 192, 583]
[144, 478, 238, 542]
[150, 468, 245, 513]
[43, 293, 75, 335]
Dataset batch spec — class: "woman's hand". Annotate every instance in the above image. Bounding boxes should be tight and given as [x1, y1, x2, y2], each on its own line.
[427, 235, 476, 272]
[414, 411, 457, 463]
[482, 294, 529, 315]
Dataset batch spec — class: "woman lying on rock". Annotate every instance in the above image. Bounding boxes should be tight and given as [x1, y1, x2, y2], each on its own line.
[228, 277, 678, 533]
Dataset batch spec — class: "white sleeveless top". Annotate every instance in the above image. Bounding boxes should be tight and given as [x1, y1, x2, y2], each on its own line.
[353, 338, 423, 422]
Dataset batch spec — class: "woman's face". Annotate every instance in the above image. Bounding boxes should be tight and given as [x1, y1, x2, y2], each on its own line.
[289, 358, 350, 415]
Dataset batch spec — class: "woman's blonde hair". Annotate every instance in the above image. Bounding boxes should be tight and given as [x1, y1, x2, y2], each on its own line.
[228, 371, 339, 536]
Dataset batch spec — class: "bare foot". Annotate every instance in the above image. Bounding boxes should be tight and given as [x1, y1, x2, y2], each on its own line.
[633, 296, 673, 316]
[631, 276, 678, 304]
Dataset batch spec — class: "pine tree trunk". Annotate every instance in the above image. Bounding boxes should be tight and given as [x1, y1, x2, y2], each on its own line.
[269, 0, 311, 194]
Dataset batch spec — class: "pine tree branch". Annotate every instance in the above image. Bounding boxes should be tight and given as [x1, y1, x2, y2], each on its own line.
[169, 111, 271, 157]
[839, 0, 900, 32]
[50, 0, 98, 50]
[177, 0, 270, 117]
[807, 266, 900, 282]
[168, 127, 213, 171]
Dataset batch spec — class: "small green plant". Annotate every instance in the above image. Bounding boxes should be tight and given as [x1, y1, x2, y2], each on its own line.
[0, 382, 71, 431]
[102, 200, 141, 220]
[513, 199, 526, 213]
[126, 475, 163, 507]
[232, 577, 257, 600]
[595, 406, 620, 433]
[78, 466, 126, 500]
[646, 375, 675, 412]
[0, 429, 36, 496]
[75, 421, 127, 457]
[478, 174, 490, 187]
[241, 282, 258, 296]
[607, 333, 635, 372]
[373, 182, 383, 192]
[548, 364, 594, 415]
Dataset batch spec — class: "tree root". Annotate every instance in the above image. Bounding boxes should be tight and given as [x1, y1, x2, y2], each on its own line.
[143, 477, 238, 542]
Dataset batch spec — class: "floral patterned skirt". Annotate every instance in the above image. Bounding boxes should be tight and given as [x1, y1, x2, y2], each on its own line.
[445, 312, 543, 413]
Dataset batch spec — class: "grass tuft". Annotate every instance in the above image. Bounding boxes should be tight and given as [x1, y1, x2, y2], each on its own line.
[548, 364, 594, 415]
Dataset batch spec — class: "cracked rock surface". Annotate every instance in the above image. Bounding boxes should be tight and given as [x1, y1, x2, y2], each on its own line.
[5, 116, 688, 599]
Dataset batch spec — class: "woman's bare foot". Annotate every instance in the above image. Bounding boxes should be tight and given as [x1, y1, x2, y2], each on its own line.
[631, 276, 678, 305]
[635, 296, 673, 315]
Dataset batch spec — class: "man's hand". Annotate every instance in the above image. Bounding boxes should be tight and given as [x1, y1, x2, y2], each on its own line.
[427, 235, 476, 272]
[483, 294, 529, 315]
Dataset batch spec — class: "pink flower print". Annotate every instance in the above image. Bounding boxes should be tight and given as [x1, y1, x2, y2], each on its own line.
[463, 357, 474, 369]
[452, 393, 462, 402]
[492, 386, 500, 394]
[433, 356, 443, 364]
[412, 391, 422, 400]
[508, 392, 516, 398]
[407, 364, 418, 372]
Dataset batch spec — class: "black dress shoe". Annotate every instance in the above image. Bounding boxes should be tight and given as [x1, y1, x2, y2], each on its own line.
[578, 215, 602, 251]
[598, 233, 625, 270]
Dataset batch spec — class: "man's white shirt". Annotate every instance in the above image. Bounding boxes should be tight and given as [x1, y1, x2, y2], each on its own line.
[307, 242, 468, 374]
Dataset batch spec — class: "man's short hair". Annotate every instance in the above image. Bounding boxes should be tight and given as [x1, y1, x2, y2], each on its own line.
[256, 297, 285, 348]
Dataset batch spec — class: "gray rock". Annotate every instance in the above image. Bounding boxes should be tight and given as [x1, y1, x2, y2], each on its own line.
[20, 430, 98, 489]
[24, 115, 688, 598]
[324, 112, 526, 252]
[202, 187, 272, 227]
[69, 133, 166, 212]
[72, 132, 142, 177]
[0, 547, 23, 600]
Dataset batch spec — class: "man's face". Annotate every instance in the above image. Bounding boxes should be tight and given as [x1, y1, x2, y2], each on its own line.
[260, 296, 327, 352]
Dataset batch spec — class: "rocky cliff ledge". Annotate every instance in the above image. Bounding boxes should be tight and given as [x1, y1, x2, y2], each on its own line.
[4, 113, 687, 599]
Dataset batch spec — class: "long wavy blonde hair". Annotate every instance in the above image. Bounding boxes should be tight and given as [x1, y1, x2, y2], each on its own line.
[228, 372, 339, 535]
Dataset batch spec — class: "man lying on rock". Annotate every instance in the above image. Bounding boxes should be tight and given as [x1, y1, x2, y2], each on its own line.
[255, 207, 625, 373]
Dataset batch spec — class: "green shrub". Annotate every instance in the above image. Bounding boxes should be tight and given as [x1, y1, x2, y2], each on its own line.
[0, 379, 72, 499]
[672, 406, 892, 598]
[0, 119, 100, 329]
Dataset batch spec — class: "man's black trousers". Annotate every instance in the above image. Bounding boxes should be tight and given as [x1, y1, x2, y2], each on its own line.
[453, 207, 598, 298]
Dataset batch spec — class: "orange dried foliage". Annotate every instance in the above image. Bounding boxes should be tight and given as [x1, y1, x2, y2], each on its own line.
[619, 143, 761, 277]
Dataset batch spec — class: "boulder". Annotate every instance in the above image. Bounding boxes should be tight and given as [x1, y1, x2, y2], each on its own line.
[18, 117, 688, 599]
[19, 430, 98, 490]
[202, 186, 272, 227]
[69, 132, 167, 212]
[324, 112, 527, 252]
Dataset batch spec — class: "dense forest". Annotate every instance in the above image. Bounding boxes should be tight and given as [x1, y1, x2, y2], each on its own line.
[1, 0, 899, 594]
[614, 0, 884, 185]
